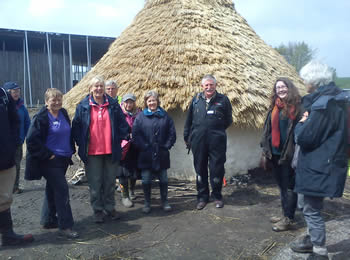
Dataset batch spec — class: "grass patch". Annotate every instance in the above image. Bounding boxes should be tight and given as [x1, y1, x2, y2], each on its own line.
[335, 77, 350, 89]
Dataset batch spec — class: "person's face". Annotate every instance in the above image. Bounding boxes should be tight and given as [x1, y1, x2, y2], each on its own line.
[90, 82, 105, 100]
[123, 99, 135, 112]
[105, 85, 118, 98]
[305, 83, 316, 94]
[46, 96, 62, 114]
[146, 96, 158, 112]
[10, 88, 21, 101]
[275, 81, 288, 100]
[201, 79, 217, 99]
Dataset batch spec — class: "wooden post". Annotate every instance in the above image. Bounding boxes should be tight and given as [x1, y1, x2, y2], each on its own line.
[46, 32, 53, 88]
[68, 34, 73, 90]
[24, 31, 33, 107]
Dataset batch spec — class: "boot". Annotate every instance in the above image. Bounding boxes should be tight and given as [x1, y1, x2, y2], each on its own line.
[129, 179, 136, 200]
[121, 182, 133, 208]
[159, 182, 172, 212]
[142, 184, 152, 214]
[272, 216, 293, 232]
[290, 234, 313, 253]
[0, 209, 34, 246]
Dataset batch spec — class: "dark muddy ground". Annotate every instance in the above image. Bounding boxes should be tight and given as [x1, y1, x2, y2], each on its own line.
[2, 158, 350, 260]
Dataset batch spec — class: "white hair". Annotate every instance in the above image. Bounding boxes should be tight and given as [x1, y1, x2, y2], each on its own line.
[201, 74, 217, 85]
[105, 80, 118, 88]
[299, 60, 334, 87]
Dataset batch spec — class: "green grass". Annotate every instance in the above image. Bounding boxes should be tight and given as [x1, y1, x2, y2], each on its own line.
[335, 77, 350, 89]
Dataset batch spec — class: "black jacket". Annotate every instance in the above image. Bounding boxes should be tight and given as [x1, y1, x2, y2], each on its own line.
[132, 107, 176, 171]
[294, 83, 348, 198]
[25, 106, 75, 180]
[0, 88, 19, 170]
[183, 92, 232, 145]
[72, 95, 129, 164]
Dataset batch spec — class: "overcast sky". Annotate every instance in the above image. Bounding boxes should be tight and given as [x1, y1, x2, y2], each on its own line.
[0, 0, 349, 76]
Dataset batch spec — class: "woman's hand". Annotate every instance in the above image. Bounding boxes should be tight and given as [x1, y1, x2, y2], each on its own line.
[49, 155, 55, 160]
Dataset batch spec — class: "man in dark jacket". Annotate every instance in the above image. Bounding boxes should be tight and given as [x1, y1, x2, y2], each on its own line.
[184, 74, 232, 210]
[0, 87, 33, 246]
[290, 61, 347, 260]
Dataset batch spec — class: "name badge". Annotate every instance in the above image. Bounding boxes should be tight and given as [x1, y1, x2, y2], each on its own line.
[207, 110, 214, 114]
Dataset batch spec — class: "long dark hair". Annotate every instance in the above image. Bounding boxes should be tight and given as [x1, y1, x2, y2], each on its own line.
[269, 77, 301, 117]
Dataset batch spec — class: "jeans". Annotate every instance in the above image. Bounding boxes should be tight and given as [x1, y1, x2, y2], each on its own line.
[41, 156, 74, 230]
[303, 195, 325, 247]
[272, 155, 297, 219]
[85, 154, 119, 213]
[141, 169, 168, 185]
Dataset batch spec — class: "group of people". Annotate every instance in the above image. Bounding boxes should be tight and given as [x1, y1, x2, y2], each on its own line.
[261, 61, 348, 260]
[0, 61, 347, 260]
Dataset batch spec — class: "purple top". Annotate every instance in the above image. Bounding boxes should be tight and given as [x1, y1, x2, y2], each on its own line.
[46, 110, 73, 158]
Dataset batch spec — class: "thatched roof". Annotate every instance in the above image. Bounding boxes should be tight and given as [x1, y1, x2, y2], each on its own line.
[63, 0, 304, 128]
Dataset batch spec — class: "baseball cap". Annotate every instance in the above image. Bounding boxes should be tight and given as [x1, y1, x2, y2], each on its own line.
[3, 82, 20, 91]
[122, 93, 136, 102]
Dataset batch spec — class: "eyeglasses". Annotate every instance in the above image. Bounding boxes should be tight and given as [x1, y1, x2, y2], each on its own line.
[276, 86, 288, 90]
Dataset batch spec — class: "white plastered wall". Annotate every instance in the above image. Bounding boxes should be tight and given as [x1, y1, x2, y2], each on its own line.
[167, 109, 263, 180]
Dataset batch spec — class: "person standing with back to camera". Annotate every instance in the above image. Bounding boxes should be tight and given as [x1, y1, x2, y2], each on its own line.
[184, 74, 232, 210]
[290, 61, 348, 260]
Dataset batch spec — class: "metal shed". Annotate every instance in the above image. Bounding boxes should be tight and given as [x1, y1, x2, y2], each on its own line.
[0, 28, 115, 106]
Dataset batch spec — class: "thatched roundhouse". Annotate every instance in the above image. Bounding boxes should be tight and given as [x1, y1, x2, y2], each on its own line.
[63, 0, 304, 180]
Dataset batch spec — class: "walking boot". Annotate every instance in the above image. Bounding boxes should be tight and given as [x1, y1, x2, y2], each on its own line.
[290, 234, 313, 253]
[129, 179, 137, 200]
[0, 209, 34, 246]
[121, 182, 133, 208]
[159, 182, 172, 212]
[270, 215, 283, 223]
[272, 217, 293, 232]
[142, 183, 152, 214]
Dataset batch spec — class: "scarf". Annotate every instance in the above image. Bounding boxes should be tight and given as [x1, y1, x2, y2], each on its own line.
[271, 98, 296, 148]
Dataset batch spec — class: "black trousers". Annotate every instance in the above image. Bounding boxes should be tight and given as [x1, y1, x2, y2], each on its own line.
[40, 156, 74, 230]
[271, 155, 297, 219]
[191, 131, 227, 202]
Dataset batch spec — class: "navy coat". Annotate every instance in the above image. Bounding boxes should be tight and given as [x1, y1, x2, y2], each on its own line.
[72, 95, 129, 164]
[0, 88, 19, 171]
[294, 83, 348, 198]
[25, 106, 75, 180]
[132, 107, 176, 171]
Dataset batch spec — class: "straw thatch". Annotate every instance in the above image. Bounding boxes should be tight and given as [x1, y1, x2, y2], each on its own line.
[63, 0, 304, 128]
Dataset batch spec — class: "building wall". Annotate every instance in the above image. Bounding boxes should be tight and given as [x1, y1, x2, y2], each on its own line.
[167, 109, 262, 180]
[0, 50, 69, 105]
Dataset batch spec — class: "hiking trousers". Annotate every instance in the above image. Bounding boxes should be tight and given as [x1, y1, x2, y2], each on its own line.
[191, 130, 227, 202]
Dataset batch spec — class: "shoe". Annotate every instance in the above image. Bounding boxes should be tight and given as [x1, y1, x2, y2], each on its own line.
[270, 215, 282, 223]
[1, 232, 34, 246]
[272, 217, 293, 232]
[215, 200, 224, 208]
[94, 211, 105, 223]
[129, 190, 136, 200]
[306, 253, 329, 260]
[196, 201, 207, 210]
[58, 229, 79, 239]
[13, 188, 23, 194]
[162, 202, 172, 212]
[42, 222, 58, 229]
[107, 210, 120, 220]
[290, 235, 313, 253]
[142, 203, 151, 214]
[122, 197, 133, 208]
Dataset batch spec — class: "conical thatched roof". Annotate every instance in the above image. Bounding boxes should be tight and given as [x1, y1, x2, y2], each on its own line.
[63, 0, 304, 128]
